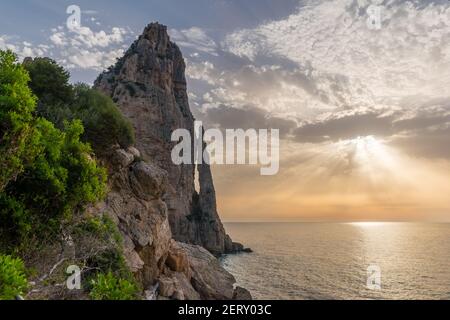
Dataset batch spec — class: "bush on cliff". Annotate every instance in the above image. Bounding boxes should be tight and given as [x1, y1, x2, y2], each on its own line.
[89, 271, 140, 300]
[23, 58, 135, 155]
[0, 254, 29, 300]
[0, 50, 37, 192]
[0, 119, 107, 246]
[0, 50, 136, 300]
[72, 84, 135, 154]
[0, 50, 107, 251]
[76, 216, 140, 300]
[74, 215, 141, 300]
[22, 57, 74, 128]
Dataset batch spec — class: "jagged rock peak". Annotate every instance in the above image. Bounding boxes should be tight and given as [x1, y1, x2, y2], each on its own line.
[96, 22, 187, 95]
[95, 22, 246, 256]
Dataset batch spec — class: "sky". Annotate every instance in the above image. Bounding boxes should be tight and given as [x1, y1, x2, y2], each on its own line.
[1, 0, 450, 222]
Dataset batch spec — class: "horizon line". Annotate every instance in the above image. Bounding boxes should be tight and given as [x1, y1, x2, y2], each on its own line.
[223, 220, 450, 224]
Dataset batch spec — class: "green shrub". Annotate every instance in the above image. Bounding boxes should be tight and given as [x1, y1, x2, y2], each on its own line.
[75, 215, 137, 294]
[75, 215, 122, 245]
[0, 193, 31, 246]
[0, 255, 28, 300]
[24, 58, 135, 155]
[0, 50, 37, 191]
[0, 119, 107, 247]
[22, 58, 74, 106]
[72, 84, 135, 154]
[23, 57, 75, 130]
[89, 272, 139, 300]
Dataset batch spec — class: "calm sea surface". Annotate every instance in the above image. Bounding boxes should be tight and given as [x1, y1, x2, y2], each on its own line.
[221, 223, 450, 300]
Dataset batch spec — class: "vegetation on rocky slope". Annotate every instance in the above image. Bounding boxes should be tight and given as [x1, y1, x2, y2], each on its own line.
[0, 50, 138, 300]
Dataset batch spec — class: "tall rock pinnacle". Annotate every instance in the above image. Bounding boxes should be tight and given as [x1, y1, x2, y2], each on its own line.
[95, 22, 237, 255]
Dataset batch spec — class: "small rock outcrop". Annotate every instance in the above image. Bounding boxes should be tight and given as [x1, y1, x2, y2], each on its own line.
[233, 287, 253, 300]
[178, 242, 237, 300]
[95, 22, 238, 256]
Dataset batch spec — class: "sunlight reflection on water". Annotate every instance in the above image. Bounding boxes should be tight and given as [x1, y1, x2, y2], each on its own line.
[221, 222, 450, 300]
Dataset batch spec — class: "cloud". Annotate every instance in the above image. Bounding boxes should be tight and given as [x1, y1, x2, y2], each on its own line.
[223, 0, 450, 104]
[2, 17, 131, 72]
[203, 104, 297, 138]
[0, 36, 16, 51]
[49, 32, 67, 46]
[169, 27, 218, 55]
[0, 35, 49, 60]
[181, 0, 450, 164]
[391, 126, 450, 159]
[290, 99, 450, 160]
[186, 59, 345, 121]
[186, 60, 217, 85]
[48, 25, 131, 71]
[294, 111, 395, 143]
[63, 48, 125, 70]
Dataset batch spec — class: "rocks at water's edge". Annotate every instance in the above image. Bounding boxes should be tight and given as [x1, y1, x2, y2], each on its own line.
[91, 22, 252, 300]
[229, 242, 253, 254]
[233, 287, 253, 300]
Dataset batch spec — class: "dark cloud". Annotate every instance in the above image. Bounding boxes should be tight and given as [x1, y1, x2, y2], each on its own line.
[203, 104, 297, 138]
[293, 112, 395, 143]
[393, 114, 450, 131]
[290, 106, 450, 160]
[391, 126, 450, 159]
[199, 102, 450, 160]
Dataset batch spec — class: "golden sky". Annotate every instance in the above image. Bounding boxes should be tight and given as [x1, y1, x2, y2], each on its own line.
[181, 1, 450, 222]
[212, 137, 450, 222]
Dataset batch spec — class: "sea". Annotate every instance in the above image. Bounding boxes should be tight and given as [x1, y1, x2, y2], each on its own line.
[221, 222, 450, 300]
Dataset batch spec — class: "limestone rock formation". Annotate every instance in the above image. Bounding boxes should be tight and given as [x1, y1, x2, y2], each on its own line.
[92, 22, 252, 300]
[98, 148, 250, 300]
[177, 242, 236, 300]
[99, 147, 172, 287]
[95, 22, 236, 256]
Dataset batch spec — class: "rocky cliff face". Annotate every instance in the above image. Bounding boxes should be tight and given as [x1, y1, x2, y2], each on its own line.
[93, 23, 250, 300]
[91, 146, 249, 299]
[95, 23, 237, 256]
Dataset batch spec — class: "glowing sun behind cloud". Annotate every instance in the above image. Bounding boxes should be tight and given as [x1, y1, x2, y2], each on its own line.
[213, 136, 450, 222]
[169, 0, 450, 222]
[180, 0, 450, 223]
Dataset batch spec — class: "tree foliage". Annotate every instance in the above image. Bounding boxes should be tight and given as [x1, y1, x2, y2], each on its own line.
[72, 84, 135, 154]
[0, 254, 28, 300]
[23, 57, 74, 107]
[0, 51, 37, 191]
[0, 51, 138, 300]
[0, 119, 106, 246]
[23, 58, 135, 154]
[23, 57, 74, 129]
[0, 51, 107, 250]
